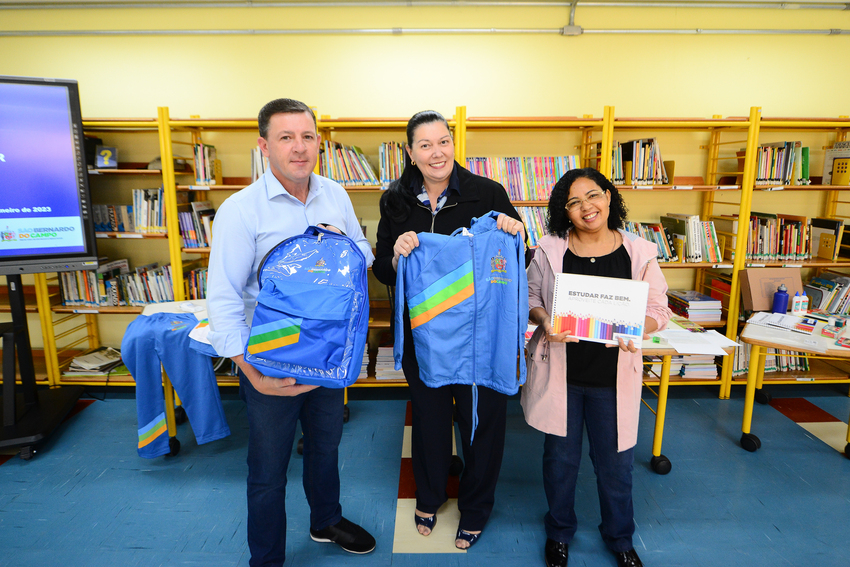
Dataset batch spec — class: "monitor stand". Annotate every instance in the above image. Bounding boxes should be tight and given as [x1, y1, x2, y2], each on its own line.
[0, 274, 83, 460]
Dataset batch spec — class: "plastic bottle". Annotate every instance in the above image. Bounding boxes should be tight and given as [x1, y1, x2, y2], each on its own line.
[772, 284, 789, 314]
[800, 291, 809, 314]
[791, 292, 803, 315]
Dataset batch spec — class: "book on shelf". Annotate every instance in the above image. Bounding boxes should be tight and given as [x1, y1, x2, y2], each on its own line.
[251, 146, 269, 182]
[809, 217, 844, 262]
[379, 141, 407, 188]
[620, 138, 668, 185]
[550, 273, 649, 345]
[466, 155, 580, 201]
[319, 140, 380, 187]
[754, 141, 807, 186]
[191, 200, 215, 247]
[516, 206, 547, 248]
[709, 215, 738, 261]
[131, 187, 166, 234]
[623, 222, 678, 263]
[193, 142, 220, 185]
[822, 147, 850, 185]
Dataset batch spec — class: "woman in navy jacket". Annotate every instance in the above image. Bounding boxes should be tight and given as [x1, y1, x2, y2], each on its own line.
[372, 110, 525, 549]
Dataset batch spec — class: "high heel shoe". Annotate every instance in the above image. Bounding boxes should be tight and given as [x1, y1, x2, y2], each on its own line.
[414, 513, 436, 536]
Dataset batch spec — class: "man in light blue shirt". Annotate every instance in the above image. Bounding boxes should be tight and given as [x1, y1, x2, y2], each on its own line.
[207, 98, 375, 567]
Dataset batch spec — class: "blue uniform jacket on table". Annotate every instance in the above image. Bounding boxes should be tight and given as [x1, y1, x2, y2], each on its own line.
[243, 226, 369, 388]
[394, 211, 528, 439]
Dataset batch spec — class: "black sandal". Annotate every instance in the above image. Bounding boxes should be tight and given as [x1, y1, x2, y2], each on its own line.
[455, 528, 480, 549]
[414, 513, 436, 536]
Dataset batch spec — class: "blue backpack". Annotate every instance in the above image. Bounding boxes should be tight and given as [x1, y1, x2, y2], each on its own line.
[243, 226, 369, 388]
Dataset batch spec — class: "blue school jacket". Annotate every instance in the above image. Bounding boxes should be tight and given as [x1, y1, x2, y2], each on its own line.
[394, 211, 528, 439]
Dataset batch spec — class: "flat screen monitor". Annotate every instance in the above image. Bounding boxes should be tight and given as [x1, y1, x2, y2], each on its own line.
[0, 75, 98, 276]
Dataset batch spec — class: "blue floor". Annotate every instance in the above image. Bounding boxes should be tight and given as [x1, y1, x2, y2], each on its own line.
[1, 384, 849, 567]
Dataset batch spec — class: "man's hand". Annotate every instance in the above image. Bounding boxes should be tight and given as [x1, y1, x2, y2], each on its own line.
[249, 374, 319, 397]
[317, 223, 343, 235]
[233, 354, 318, 397]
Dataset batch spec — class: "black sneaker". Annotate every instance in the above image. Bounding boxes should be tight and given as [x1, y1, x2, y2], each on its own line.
[310, 517, 376, 554]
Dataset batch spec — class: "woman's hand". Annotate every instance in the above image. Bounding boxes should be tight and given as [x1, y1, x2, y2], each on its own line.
[392, 231, 420, 271]
[609, 336, 641, 353]
[542, 319, 579, 344]
[496, 214, 525, 240]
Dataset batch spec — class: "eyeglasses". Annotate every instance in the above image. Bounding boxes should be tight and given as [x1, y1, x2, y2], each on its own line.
[565, 190, 606, 212]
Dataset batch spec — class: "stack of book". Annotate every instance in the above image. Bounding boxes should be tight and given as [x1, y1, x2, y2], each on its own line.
[133, 188, 166, 234]
[374, 346, 405, 380]
[644, 354, 718, 380]
[186, 266, 208, 300]
[667, 290, 722, 322]
[63, 346, 128, 377]
[93, 204, 135, 233]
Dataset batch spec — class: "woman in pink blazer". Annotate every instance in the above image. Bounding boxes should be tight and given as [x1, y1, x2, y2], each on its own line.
[522, 168, 672, 567]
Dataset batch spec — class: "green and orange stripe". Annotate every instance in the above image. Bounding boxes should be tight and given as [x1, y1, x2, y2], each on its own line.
[247, 317, 302, 354]
[408, 261, 474, 329]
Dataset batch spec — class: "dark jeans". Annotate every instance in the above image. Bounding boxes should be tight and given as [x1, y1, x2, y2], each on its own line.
[543, 384, 635, 553]
[403, 343, 508, 532]
[240, 373, 344, 567]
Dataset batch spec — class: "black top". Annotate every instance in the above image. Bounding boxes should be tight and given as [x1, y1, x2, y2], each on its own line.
[372, 162, 527, 287]
[563, 243, 632, 388]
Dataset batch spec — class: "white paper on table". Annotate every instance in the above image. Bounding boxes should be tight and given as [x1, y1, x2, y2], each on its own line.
[702, 330, 740, 347]
[655, 330, 728, 355]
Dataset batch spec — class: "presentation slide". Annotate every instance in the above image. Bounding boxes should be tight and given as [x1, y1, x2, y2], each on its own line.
[0, 82, 85, 257]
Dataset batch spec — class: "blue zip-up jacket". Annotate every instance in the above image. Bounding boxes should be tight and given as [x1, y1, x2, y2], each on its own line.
[394, 211, 528, 440]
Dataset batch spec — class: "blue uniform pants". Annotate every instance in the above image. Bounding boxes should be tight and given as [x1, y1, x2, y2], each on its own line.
[240, 373, 344, 567]
[122, 313, 230, 458]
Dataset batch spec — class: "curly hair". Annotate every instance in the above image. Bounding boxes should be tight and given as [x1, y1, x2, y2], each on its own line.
[546, 168, 628, 238]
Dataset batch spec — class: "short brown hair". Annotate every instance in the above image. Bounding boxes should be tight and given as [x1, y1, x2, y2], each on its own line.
[258, 98, 316, 139]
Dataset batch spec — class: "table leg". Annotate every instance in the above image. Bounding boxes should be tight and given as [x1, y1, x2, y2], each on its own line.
[650, 354, 672, 474]
[162, 369, 180, 456]
[740, 344, 762, 452]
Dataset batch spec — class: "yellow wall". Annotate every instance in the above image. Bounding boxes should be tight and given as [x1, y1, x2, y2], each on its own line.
[2, 5, 849, 119]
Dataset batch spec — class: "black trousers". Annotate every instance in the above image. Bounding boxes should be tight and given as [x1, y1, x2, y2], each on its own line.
[402, 339, 508, 532]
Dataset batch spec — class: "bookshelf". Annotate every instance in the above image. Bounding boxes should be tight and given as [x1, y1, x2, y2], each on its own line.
[30, 106, 847, 395]
[721, 110, 850, 397]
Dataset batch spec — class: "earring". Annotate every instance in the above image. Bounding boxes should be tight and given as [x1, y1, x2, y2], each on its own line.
[411, 160, 416, 165]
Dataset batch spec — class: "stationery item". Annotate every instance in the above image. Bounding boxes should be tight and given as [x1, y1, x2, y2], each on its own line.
[835, 337, 850, 349]
[747, 311, 812, 334]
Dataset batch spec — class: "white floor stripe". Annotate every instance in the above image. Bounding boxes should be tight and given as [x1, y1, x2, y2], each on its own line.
[393, 499, 465, 554]
[798, 421, 849, 453]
